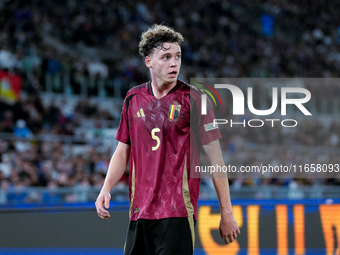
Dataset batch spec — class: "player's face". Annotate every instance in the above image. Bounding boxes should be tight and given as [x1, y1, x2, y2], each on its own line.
[146, 42, 181, 86]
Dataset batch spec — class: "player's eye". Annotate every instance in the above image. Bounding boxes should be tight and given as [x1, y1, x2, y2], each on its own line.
[176, 55, 181, 60]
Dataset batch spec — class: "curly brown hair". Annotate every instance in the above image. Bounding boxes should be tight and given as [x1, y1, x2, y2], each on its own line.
[138, 24, 184, 58]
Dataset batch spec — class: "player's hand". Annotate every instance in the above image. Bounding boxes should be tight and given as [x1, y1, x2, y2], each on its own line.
[219, 213, 240, 244]
[95, 191, 111, 219]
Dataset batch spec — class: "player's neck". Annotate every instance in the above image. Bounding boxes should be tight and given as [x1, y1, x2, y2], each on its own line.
[151, 80, 177, 99]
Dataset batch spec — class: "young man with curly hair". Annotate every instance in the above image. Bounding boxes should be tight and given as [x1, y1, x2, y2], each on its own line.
[95, 24, 240, 255]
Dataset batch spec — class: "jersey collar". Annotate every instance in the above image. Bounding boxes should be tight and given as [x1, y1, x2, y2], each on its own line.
[147, 79, 181, 96]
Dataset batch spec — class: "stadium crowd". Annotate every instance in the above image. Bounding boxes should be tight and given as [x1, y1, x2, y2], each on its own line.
[1, 0, 340, 86]
[1, 0, 340, 203]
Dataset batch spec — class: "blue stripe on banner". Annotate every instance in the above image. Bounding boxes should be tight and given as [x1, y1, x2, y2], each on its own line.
[0, 201, 130, 213]
[1, 199, 340, 212]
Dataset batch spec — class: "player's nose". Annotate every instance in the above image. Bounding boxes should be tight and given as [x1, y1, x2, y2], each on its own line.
[170, 57, 177, 67]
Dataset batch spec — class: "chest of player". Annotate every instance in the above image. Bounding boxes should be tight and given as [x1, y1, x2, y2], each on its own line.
[128, 94, 190, 136]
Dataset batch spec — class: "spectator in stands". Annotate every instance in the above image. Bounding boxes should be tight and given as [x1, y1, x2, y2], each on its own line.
[13, 119, 33, 139]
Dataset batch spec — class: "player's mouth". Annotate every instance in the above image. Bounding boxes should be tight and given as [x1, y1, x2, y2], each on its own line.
[168, 71, 177, 77]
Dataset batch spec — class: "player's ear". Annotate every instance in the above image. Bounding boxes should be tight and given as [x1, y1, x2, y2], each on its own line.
[145, 56, 152, 69]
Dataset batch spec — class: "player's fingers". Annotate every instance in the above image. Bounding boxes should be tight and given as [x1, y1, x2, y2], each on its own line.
[233, 231, 238, 240]
[236, 228, 241, 235]
[96, 208, 104, 218]
[224, 236, 230, 244]
[95, 197, 111, 219]
[97, 206, 109, 216]
[98, 209, 110, 219]
[219, 228, 223, 239]
[102, 212, 111, 219]
[99, 214, 107, 219]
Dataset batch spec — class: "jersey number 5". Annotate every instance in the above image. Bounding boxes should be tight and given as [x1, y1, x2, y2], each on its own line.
[151, 128, 160, 151]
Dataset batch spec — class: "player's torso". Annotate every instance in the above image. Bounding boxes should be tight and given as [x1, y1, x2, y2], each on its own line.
[126, 81, 194, 220]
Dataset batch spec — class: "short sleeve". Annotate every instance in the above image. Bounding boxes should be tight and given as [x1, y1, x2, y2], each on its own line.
[191, 91, 221, 145]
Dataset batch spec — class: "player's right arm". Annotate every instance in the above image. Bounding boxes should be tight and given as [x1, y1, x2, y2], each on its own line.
[95, 142, 131, 219]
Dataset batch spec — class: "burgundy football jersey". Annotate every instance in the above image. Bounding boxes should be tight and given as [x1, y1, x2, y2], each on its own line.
[116, 79, 221, 221]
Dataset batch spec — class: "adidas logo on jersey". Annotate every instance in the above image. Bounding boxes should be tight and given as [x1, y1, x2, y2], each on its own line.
[134, 108, 145, 117]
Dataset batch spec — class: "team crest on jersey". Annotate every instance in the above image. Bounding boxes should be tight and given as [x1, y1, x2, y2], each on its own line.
[168, 102, 181, 122]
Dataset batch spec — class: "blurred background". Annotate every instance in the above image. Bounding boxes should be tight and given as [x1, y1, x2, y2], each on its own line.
[1, 0, 339, 205]
[0, 0, 340, 254]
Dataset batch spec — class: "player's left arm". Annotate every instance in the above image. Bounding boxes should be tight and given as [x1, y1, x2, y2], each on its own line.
[202, 139, 241, 244]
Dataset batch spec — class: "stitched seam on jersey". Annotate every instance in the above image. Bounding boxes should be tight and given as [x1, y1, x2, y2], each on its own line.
[148, 80, 154, 96]
[125, 93, 138, 144]
[128, 83, 148, 92]
[182, 155, 195, 249]
[129, 160, 136, 218]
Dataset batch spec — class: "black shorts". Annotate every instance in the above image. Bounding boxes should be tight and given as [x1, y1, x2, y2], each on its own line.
[124, 216, 195, 255]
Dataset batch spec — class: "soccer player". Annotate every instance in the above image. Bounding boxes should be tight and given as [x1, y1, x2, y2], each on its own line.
[95, 24, 240, 255]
